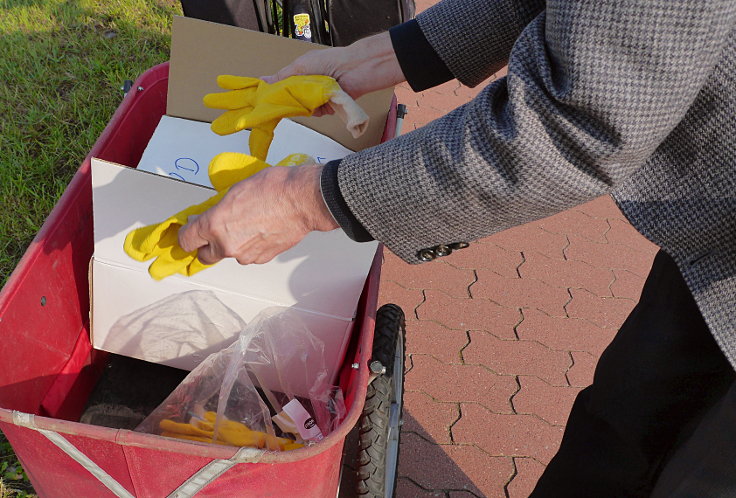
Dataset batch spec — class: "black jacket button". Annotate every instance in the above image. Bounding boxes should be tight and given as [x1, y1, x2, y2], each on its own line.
[418, 249, 436, 262]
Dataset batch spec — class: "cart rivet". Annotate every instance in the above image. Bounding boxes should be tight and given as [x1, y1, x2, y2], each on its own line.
[351, 363, 360, 369]
[137, 86, 144, 92]
[40, 296, 47, 307]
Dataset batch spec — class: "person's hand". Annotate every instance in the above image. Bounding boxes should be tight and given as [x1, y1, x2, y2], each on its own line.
[178, 164, 338, 265]
[262, 31, 405, 116]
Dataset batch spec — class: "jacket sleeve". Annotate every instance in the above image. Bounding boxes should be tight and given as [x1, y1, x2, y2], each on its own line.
[331, 0, 735, 264]
[389, 0, 544, 91]
[413, 0, 544, 87]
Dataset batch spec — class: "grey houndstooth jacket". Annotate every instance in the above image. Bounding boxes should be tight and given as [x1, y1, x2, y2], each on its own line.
[331, 0, 736, 366]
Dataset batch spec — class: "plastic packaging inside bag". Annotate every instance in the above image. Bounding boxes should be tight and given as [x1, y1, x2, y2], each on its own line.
[135, 300, 346, 451]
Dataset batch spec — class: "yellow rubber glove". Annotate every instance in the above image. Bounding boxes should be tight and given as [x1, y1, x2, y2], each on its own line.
[123, 191, 224, 280]
[159, 412, 303, 451]
[124, 153, 313, 280]
[208, 152, 313, 191]
[203, 75, 367, 161]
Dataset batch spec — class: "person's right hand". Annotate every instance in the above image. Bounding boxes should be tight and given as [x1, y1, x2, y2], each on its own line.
[262, 31, 406, 116]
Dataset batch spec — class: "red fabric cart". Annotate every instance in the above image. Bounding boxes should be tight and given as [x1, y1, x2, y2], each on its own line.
[0, 63, 400, 497]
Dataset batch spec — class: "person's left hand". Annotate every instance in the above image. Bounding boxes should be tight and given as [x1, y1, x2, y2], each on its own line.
[178, 164, 338, 265]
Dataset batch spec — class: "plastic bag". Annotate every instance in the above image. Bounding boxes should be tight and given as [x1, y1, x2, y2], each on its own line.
[102, 290, 245, 366]
[136, 305, 345, 451]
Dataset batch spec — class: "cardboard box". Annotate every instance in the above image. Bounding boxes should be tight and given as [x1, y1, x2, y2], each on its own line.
[90, 17, 393, 388]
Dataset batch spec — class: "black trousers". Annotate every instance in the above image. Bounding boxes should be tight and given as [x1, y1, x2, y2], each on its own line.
[531, 250, 736, 497]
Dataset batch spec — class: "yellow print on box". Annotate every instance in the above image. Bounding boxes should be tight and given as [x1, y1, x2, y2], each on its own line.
[293, 13, 312, 39]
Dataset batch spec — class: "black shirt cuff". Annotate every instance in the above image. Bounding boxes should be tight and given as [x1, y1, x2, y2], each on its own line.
[389, 19, 454, 92]
[320, 160, 375, 242]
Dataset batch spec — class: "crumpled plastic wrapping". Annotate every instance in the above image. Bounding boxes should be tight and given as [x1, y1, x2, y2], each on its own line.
[102, 290, 243, 367]
[135, 303, 345, 450]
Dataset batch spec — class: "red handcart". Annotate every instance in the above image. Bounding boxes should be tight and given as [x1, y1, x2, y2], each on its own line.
[0, 63, 405, 497]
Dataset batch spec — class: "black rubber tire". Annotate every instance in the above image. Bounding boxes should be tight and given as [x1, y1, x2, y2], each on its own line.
[355, 303, 406, 497]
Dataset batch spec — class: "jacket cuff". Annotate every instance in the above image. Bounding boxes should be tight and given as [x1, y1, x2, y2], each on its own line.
[389, 19, 454, 92]
[320, 160, 375, 242]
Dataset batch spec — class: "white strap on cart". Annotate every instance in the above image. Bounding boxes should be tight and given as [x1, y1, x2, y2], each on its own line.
[167, 447, 263, 498]
[11, 411, 135, 498]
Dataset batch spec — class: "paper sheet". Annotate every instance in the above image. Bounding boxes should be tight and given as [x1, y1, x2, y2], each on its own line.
[136, 115, 354, 187]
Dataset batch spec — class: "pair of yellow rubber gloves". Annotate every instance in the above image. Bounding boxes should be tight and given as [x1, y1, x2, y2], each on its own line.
[124, 75, 367, 280]
[160, 411, 304, 452]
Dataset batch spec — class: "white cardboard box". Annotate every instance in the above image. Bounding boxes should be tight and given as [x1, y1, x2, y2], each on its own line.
[135, 115, 355, 188]
[89, 16, 393, 388]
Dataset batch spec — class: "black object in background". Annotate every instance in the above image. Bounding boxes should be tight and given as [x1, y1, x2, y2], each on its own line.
[80, 355, 189, 430]
[180, 0, 262, 31]
[327, 0, 415, 46]
[179, 0, 415, 47]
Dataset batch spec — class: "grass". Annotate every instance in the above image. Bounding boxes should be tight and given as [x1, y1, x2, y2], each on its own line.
[0, 0, 180, 288]
[0, 0, 181, 493]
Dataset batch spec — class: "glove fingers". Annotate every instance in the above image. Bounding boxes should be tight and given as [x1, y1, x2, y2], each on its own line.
[217, 74, 261, 90]
[124, 216, 183, 260]
[203, 88, 257, 110]
[124, 225, 160, 261]
[183, 256, 213, 277]
[210, 108, 268, 136]
[209, 153, 270, 191]
[147, 227, 197, 280]
[249, 125, 277, 161]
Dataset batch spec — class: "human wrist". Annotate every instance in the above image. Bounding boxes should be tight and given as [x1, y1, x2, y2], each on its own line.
[341, 32, 406, 95]
[289, 164, 339, 232]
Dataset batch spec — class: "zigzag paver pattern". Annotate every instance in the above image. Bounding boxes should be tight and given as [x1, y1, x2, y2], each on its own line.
[378, 3, 659, 493]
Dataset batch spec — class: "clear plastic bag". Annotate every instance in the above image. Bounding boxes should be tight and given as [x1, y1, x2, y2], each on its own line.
[102, 290, 245, 366]
[135, 305, 345, 451]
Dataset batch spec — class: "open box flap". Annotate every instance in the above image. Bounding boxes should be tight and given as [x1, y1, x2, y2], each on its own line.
[168, 16, 395, 151]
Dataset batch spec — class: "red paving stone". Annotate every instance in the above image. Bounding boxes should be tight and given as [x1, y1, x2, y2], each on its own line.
[507, 458, 548, 497]
[472, 270, 571, 316]
[565, 233, 655, 277]
[445, 242, 523, 279]
[567, 351, 599, 387]
[405, 355, 518, 412]
[452, 404, 564, 465]
[381, 252, 475, 298]
[610, 268, 648, 300]
[417, 289, 521, 338]
[606, 218, 659, 252]
[536, 210, 610, 243]
[373, 16, 659, 492]
[402, 391, 459, 444]
[462, 332, 572, 386]
[565, 288, 637, 330]
[516, 308, 616, 357]
[399, 432, 513, 497]
[512, 376, 582, 426]
[395, 478, 445, 497]
[518, 250, 615, 297]
[405, 320, 469, 364]
[485, 224, 569, 260]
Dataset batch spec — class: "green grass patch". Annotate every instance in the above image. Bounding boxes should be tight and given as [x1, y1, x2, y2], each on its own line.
[0, 0, 182, 492]
[0, 0, 181, 288]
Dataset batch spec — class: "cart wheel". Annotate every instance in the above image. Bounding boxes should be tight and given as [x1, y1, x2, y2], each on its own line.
[356, 304, 406, 497]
